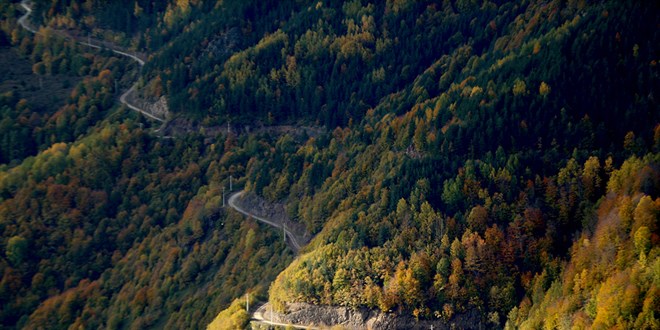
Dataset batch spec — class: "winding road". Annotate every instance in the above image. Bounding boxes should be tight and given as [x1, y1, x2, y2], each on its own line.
[227, 192, 323, 328]
[17, 1, 37, 33]
[19, 3, 318, 327]
[17, 0, 166, 126]
[228, 191, 302, 252]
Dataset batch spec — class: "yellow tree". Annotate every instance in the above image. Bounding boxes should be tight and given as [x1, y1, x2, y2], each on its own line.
[539, 81, 551, 97]
[512, 78, 527, 96]
[582, 156, 601, 200]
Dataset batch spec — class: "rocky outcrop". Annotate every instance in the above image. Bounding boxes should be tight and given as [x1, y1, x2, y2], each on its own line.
[265, 303, 482, 330]
[234, 192, 311, 246]
[203, 28, 241, 59]
[124, 88, 170, 121]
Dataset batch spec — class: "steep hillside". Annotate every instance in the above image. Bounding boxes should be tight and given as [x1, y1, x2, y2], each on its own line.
[511, 154, 660, 329]
[0, 0, 658, 329]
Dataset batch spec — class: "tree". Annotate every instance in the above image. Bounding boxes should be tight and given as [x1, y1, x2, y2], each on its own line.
[633, 226, 651, 263]
[447, 258, 464, 301]
[582, 156, 601, 200]
[6, 236, 28, 266]
[633, 196, 658, 232]
[539, 82, 551, 97]
[467, 205, 488, 233]
[33, 62, 46, 76]
[623, 131, 638, 154]
[207, 296, 250, 330]
[512, 79, 527, 96]
[455, 0, 478, 13]
[134, 1, 143, 17]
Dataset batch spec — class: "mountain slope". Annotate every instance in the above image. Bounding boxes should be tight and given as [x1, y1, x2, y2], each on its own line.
[0, 0, 658, 329]
[511, 154, 660, 329]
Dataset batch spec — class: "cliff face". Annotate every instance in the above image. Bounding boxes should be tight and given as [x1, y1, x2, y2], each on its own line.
[266, 303, 481, 329]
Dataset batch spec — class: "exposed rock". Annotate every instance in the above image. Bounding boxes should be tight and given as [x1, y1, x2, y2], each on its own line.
[124, 87, 170, 121]
[203, 28, 241, 58]
[233, 192, 311, 245]
[266, 303, 483, 330]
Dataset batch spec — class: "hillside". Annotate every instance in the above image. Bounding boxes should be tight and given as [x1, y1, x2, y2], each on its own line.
[515, 155, 660, 329]
[0, 0, 658, 329]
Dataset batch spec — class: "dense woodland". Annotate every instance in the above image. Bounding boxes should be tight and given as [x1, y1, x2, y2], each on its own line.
[0, 0, 659, 329]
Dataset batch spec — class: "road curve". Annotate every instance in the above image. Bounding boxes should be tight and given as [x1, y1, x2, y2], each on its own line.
[18, 1, 37, 33]
[228, 191, 302, 252]
[17, 0, 165, 125]
[251, 303, 318, 330]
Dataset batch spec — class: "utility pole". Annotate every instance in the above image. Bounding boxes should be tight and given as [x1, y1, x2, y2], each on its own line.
[246, 293, 249, 313]
[230, 175, 233, 191]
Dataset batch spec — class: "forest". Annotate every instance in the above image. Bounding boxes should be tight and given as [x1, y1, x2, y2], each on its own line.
[0, 0, 658, 329]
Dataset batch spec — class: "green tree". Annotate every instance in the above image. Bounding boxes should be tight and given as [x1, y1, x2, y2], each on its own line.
[6, 236, 28, 266]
